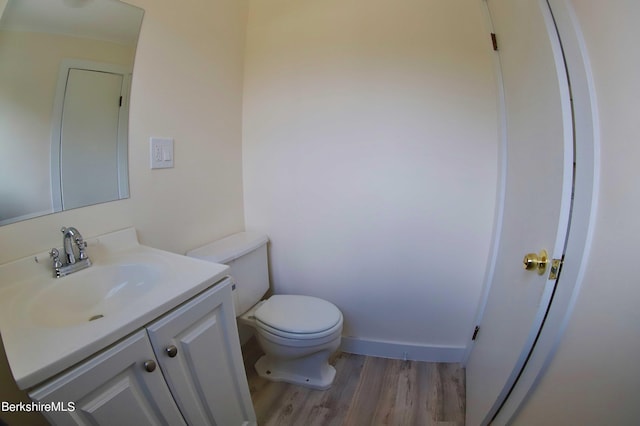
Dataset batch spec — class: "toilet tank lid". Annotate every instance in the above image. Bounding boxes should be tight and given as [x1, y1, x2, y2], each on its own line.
[186, 232, 269, 263]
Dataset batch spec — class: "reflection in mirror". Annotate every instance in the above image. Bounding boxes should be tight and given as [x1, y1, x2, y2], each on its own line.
[0, 0, 143, 226]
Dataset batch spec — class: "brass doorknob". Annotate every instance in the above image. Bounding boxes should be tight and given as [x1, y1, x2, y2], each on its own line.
[523, 249, 548, 275]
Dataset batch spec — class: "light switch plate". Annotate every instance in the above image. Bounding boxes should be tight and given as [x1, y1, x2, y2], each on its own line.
[150, 137, 174, 169]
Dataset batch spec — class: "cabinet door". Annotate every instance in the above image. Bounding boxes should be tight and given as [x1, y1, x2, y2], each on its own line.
[147, 279, 256, 426]
[29, 330, 186, 426]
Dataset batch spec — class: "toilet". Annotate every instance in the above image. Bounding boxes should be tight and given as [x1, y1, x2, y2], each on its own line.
[187, 232, 343, 390]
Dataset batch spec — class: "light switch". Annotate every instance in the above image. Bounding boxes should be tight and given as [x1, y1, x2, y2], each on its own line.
[162, 145, 172, 161]
[150, 137, 174, 169]
[153, 144, 162, 162]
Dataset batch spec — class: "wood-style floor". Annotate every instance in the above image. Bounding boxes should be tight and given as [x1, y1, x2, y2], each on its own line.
[242, 338, 466, 426]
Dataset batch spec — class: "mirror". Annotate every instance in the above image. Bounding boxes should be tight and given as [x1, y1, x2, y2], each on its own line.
[0, 0, 143, 226]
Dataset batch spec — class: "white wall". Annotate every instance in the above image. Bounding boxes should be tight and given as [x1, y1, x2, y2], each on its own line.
[243, 0, 498, 354]
[514, 0, 640, 423]
[0, 1, 248, 424]
[124, 0, 248, 253]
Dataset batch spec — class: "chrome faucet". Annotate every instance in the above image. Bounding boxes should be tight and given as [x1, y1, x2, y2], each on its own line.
[49, 226, 91, 278]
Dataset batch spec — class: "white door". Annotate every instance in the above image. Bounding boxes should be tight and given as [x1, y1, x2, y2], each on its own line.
[147, 279, 257, 426]
[60, 68, 122, 210]
[29, 331, 186, 426]
[465, 0, 573, 424]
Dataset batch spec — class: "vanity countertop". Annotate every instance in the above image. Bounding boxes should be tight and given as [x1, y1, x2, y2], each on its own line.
[0, 227, 229, 389]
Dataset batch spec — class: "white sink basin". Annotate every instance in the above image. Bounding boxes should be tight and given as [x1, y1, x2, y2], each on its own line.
[0, 227, 229, 389]
[28, 263, 162, 327]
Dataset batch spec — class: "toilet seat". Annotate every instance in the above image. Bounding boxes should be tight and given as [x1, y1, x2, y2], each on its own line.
[256, 317, 343, 340]
[254, 295, 342, 340]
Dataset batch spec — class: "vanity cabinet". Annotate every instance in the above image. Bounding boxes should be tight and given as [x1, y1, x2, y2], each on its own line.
[147, 278, 255, 425]
[29, 330, 186, 425]
[29, 279, 256, 426]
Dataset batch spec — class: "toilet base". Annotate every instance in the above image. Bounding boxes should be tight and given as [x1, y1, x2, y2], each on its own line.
[255, 352, 336, 390]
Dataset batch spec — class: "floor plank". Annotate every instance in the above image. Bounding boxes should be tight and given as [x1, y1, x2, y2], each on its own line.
[242, 338, 465, 425]
[392, 360, 419, 425]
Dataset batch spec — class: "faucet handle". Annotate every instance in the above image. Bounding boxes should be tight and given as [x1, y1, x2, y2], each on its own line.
[49, 248, 63, 268]
[77, 239, 89, 260]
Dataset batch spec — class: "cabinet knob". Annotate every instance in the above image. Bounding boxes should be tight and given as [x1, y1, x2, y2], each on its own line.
[143, 360, 157, 372]
[166, 345, 178, 358]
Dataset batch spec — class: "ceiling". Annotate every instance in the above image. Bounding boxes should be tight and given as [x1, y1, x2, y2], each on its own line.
[0, 0, 143, 46]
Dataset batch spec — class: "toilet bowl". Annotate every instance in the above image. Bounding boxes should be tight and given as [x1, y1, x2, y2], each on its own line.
[240, 295, 343, 389]
[187, 232, 343, 390]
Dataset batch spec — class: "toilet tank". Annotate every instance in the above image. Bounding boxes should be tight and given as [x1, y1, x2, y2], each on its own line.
[186, 232, 269, 316]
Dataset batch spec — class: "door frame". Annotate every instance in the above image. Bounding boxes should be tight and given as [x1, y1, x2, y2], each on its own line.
[50, 59, 132, 212]
[465, 0, 600, 424]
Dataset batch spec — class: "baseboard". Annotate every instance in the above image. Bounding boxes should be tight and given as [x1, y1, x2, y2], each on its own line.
[340, 336, 465, 363]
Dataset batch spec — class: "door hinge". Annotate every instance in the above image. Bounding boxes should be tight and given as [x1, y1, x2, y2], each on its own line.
[119, 96, 123, 107]
[548, 258, 564, 280]
[472, 326, 480, 341]
[491, 33, 498, 51]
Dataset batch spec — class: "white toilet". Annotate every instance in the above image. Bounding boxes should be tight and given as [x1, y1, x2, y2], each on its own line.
[187, 232, 343, 390]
